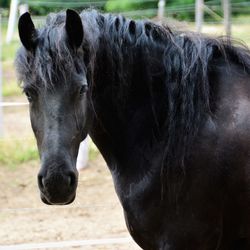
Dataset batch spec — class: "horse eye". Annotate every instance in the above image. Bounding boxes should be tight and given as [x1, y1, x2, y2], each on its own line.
[79, 85, 88, 96]
[25, 91, 33, 102]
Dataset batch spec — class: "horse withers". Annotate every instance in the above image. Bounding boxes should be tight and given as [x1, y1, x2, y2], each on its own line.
[16, 9, 250, 250]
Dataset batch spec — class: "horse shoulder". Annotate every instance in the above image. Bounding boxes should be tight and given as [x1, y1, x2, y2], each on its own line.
[197, 60, 250, 244]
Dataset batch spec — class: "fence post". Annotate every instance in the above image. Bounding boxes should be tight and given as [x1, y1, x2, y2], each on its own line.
[19, 3, 29, 15]
[222, 0, 231, 36]
[6, 0, 19, 43]
[195, 0, 204, 32]
[157, 0, 166, 23]
[0, 14, 3, 137]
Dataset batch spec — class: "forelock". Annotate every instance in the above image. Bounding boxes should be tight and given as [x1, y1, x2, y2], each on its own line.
[15, 12, 85, 90]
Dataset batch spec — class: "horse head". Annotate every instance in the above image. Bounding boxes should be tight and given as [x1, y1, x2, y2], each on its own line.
[16, 10, 88, 205]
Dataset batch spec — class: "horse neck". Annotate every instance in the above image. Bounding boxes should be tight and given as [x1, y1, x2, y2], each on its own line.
[86, 14, 166, 174]
[85, 13, 213, 179]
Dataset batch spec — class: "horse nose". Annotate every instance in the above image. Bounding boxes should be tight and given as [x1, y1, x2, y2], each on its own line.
[37, 168, 78, 205]
[38, 170, 76, 189]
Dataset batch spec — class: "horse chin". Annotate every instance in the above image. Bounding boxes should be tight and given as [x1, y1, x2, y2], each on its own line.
[40, 193, 76, 205]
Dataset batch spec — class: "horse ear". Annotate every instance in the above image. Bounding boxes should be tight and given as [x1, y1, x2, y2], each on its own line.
[18, 12, 37, 51]
[65, 9, 83, 49]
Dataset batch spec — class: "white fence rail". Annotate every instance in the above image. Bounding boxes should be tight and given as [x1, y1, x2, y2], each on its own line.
[0, 102, 28, 107]
[0, 237, 134, 250]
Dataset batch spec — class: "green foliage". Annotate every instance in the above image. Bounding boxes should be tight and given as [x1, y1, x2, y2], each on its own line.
[168, 0, 194, 5]
[30, 6, 57, 16]
[166, 0, 195, 20]
[20, 0, 106, 15]
[105, 0, 157, 12]
[0, 0, 10, 8]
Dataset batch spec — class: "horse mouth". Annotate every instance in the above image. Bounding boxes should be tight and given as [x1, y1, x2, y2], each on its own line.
[40, 192, 76, 205]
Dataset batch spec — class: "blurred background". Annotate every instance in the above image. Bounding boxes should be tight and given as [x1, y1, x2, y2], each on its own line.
[0, 0, 249, 249]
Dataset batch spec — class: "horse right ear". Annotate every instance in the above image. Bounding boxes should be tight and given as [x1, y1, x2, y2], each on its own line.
[18, 12, 37, 51]
[65, 9, 83, 49]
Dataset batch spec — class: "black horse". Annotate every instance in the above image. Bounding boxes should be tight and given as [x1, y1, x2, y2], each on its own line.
[16, 9, 250, 250]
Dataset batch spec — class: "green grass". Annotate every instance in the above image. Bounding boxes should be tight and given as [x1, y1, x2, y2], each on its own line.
[2, 79, 22, 97]
[2, 40, 20, 62]
[1, 22, 20, 62]
[0, 138, 39, 169]
[0, 137, 100, 169]
[2, 39, 22, 97]
[89, 141, 100, 161]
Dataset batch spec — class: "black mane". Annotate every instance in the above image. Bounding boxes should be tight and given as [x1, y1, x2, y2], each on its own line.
[87, 11, 250, 182]
[15, 9, 250, 183]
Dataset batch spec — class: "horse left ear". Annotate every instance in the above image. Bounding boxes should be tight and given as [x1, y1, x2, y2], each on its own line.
[65, 9, 84, 49]
[18, 12, 37, 51]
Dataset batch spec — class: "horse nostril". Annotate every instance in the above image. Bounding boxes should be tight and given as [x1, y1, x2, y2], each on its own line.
[68, 172, 76, 187]
[38, 174, 45, 190]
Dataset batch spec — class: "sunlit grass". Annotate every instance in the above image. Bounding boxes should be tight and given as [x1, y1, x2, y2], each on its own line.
[2, 40, 20, 62]
[89, 141, 100, 161]
[0, 137, 39, 169]
[187, 22, 250, 47]
[2, 80, 22, 97]
[2, 40, 22, 97]
[0, 137, 100, 168]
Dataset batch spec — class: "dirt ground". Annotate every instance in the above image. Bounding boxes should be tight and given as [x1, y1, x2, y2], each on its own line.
[0, 99, 141, 249]
[0, 155, 141, 250]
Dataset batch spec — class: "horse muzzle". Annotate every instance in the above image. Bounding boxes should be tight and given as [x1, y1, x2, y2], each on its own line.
[38, 166, 78, 205]
[40, 191, 76, 205]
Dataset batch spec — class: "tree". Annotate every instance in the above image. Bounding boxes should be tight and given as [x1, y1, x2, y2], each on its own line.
[0, 0, 10, 8]
[105, 0, 158, 12]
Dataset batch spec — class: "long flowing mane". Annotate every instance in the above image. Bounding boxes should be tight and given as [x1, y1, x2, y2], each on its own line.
[87, 11, 250, 183]
[16, 10, 250, 187]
